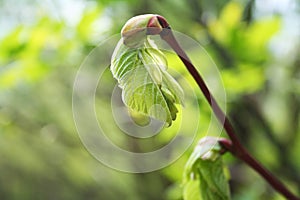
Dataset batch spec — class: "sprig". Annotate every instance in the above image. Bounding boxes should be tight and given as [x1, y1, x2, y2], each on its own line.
[111, 15, 184, 126]
[111, 14, 300, 200]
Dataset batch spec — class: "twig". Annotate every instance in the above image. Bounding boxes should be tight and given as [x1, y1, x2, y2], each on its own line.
[156, 16, 300, 200]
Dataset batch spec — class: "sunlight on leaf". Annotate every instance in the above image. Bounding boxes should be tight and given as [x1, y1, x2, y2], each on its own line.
[111, 37, 184, 126]
[222, 64, 265, 95]
[245, 17, 281, 50]
[77, 7, 102, 41]
[220, 2, 242, 29]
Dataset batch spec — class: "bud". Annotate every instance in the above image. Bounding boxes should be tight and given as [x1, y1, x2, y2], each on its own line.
[121, 14, 164, 48]
[192, 136, 223, 162]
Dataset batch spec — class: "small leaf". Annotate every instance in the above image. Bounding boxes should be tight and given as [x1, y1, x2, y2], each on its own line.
[111, 37, 184, 126]
[198, 158, 230, 200]
[183, 137, 231, 200]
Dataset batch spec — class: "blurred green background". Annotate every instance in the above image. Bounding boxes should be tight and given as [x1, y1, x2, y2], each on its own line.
[0, 0, 299, 199]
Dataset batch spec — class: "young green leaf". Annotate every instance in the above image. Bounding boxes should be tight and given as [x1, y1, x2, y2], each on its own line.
[111, 36, 184, 126]
[183, 137, 231, 200]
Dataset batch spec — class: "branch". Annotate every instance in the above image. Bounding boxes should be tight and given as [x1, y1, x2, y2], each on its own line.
[156, 17, 300, 200]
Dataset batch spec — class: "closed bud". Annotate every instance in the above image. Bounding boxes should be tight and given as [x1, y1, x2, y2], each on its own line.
[121, 14, 163, 48]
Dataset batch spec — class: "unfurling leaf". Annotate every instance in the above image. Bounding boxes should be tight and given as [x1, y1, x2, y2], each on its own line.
[183, 137, 231, 200]
[111, 25, 184, 126]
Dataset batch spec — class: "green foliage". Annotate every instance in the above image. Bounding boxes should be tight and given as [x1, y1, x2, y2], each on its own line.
[77, 7, 102, 42]
[207, 1, 282, 97]
[111, 37, 184, 126]
[183, 137, 231, 200]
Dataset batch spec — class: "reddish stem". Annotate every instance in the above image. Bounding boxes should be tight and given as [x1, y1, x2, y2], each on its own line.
[158, 25, 299, 199]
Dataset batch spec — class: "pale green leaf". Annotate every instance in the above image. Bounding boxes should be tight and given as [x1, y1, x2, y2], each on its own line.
[111, 37, 184, 126]
[198, 158, 230, 200]
[183, 137, 231, 200]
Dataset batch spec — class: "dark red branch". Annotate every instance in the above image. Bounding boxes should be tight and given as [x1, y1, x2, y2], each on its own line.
[158, 25, 299, 200]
